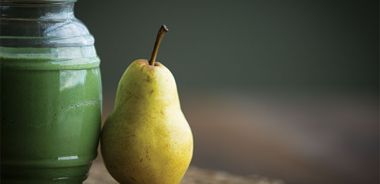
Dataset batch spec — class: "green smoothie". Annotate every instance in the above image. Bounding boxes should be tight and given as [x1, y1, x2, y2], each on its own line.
[0, 46, 102, 183]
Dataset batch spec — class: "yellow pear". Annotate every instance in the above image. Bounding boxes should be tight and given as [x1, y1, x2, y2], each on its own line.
[101, 25, 193, 184]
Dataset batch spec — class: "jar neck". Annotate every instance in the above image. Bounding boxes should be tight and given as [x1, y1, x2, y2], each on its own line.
[0, 2, 75, 20]
[0, 0, 93, 47]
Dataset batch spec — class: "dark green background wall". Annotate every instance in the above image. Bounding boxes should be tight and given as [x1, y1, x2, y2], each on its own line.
[76, 0, 378, 96]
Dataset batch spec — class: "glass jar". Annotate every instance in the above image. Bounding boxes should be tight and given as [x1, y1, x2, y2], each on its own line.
[0, 0, 102, 183]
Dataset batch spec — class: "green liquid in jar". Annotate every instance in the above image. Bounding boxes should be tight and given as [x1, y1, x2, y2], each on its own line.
[0, 46, 102, 183]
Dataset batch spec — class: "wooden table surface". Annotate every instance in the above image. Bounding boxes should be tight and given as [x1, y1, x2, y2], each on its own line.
[84, 156, 284, 184]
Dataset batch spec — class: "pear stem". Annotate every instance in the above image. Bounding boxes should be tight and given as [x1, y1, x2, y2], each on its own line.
[149, 25, 169, 66]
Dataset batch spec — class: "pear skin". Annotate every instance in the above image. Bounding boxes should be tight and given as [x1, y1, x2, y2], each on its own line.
[101, 26, 193, 184]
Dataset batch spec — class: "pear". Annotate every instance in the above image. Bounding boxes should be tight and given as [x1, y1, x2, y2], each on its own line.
[101, 25, 193, 184]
